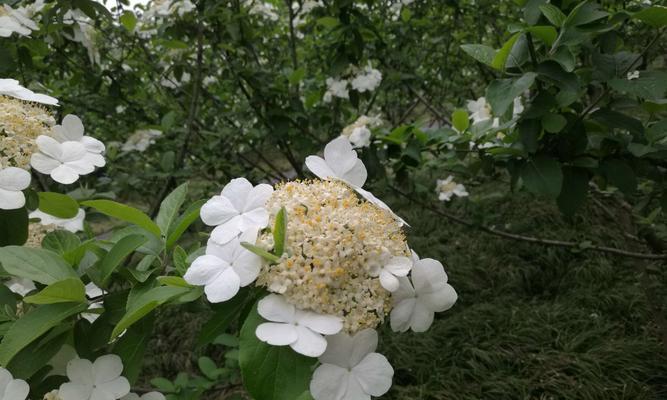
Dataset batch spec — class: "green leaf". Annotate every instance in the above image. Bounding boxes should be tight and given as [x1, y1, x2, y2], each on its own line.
[460, 44, 496, 67]
[198, 356, 218, 379]
[0, 302, 87, 365]
[42, 230, 81, 257]
[82, 200, 161, 237]
[646, 120, 667, 144]
[111, 286, 190, 339]
[240, 301, 316, 400]
[113, 314, 154, 385]
[98, 234, 148, 285]
[241, 242, 280, 263]
[608, 71, 667, 101]
[0, 208, 28, 246]
[38, 192, 79, 219]
[518, 119, 541, 153]
[491, 33, 521, 70]
[273, 207, 287, 257]
[0, 247, 77, 285]
[288, 67, 306, 85]
[633, 6, 667, 27]
[601, 159, 636, 194]
[119, 11, 137, 31]
[157, 276, 192, 287]
[24, 278, 86, 304]
[166, 199, 205, 250]
[552, 46, 576, 72]
[524, 0, 548, 25]
[486, 72, 537, 116]
[156, 183, 188, 237]
[564, 2, 608, 27]
[539, 4, 567, 26]
[316, 17, 340, 28]
[6, 327, 69, 380]
[525, 26, 557, 46]
[452, 109, 470, 132]
[541, 113, 567, 133]
[172, 246, 188, 276]
[197, 292, 249, 347]
[557, 168, 589, 216]
[521, 156, 563, 198]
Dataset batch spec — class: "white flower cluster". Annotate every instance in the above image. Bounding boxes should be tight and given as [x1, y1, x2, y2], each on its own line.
[62, 10, 101, 66]
[0, 1, 45, 38]
[466, 96, 523, 128]
[0, 356, 164, 400]
[186, 133, 457, 399]
[341, 115, 382, 148]
[323, 64, 383, 103]
[0, 80, 105, 211]
[246, 1, 280, 21]
[121, 129, 162, 152]
[436, 175, 469, 202]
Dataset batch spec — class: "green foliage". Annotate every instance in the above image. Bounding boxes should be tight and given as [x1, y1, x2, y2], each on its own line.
[23, 278, 86, 304]
[0, 247, 77, 284]
[272, 207, 287, 257]
[37, 192, 79, 219]
[0, 209, 28, 246]
[82, 200, 161, 237]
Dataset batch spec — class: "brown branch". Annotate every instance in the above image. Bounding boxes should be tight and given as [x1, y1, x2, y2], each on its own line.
[390, 186, 667, 260]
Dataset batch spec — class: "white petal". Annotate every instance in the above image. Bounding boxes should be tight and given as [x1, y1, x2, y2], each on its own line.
[61, 114, 85, 141]
[81, 136, 106, 154]
[0, 368, 11, 394]
[389, 298, 416, 333]
[342, 374, 370, 400]
[409, 301, 435, 332]
[30, 152, 61, 174]
[384, 256, 412, 276]
[255, 322, 298, 346]
[221, 178, 253, 211]
[231, 250, 261, 287]
[206, 239, 236, 263]
[50, 164, 81, 184]
[66, 358, 93, 383]
[340, 159, 367, 187]
[305, 155, 336, 180]
[353, 187, 408, 226]
[0, 167, 31, 190]
[391, 276, 415, 303]
[324, 136, 357, 175]
[141, 392, 166, 400]
[35, 135, 63, 159]
[239, 207, 269, 231]
[257, 294, 295, 323]
[318, 333, 354, 368]
[421, 283, 458, 313]
[204, 267, 241, 303]
[95, 377, 130, 398]
[92, 354, 123, 383]
[243, 183, 273, 212]
[379, 270, 400, 292]
[310, 363, 349, 400]
[349, 329, 379, 366]
[3, 379, 29, 400]
[411, 258, 447, 293]
[90, 387, 115, 400]
[295, 311, 343, 335]
[184, 255, 227, 286]
[291, 325, 327, 357]
[0, 188, 26, 210]
[59, 141, 87, 162]
[83, 152, 106, 168]
[59, 383, 93, 400]
[200, 195, 238, 226]
[208, 218, 243, 245]
[352, 353, 393, 396]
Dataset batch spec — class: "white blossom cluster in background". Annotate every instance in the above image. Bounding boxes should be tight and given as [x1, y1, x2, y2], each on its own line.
[436, 175, 469, 202]
[186, 132, 457, 399]
[245, 0, 280, 21]
[323, 63, 383, 103]
[135, 0, 196, 37]
[121, 129, 163, 152]
[389, 0, 415, 20]
[0, 0, 45, 38]
[0, 80, 105, 213]
[341, 115, 383, 148]
[0, 356, 165, 400]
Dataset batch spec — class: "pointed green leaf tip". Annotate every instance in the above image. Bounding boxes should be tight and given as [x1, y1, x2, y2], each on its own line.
[273, 207, 287, 257]
[241, 242, 281, 263]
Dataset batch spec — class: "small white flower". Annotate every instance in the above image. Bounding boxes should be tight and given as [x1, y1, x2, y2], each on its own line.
[350, 65, 382, 93]
[627, 70, 640, 80]
[121, 392, 165, 400]
[371, 256, 412, 292]
[348, 126, 371, 148]
[255, 294, 343, 357]
[467, 97, 492, 124]
[436, 176, 469, 202]
[50, 115, 105, 169]
[0, 167, 31, 210]
[200, 178, 274, 244]
[390, 257, 457, 333]
[0, 4, 38, 38]
[30, 136, 96, 184]
[81, 282, 104, 323]
[29, 208, 86, 233]
[310, 329, 393, 400]
[184, 229, 262, 303]
[0, 78, 58, 105]
[323, 78, 349, 103]
[0, 366, 30, 400]
[513, 96, 524, 116]
[305, 136, 367, 187]
[121, 129, 162, 152]
[4, 277, 36, 296]
[58, 354, 130, 400]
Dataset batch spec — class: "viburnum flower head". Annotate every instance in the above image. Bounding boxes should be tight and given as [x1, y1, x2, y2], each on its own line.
[0, 367, 29, 400]
[184, 229, 262, 303]
[200, 177, 273, 244]
[390, 254, 457, 332]
[305, 136, 367, 187]
[255, 294, 343, 357]
[0, 167, 30, 210]
[310, 329, 393, 400]
[59, 354, 130, 400]
[0, 78, 58, 105]
[29, 208, 85, 233]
